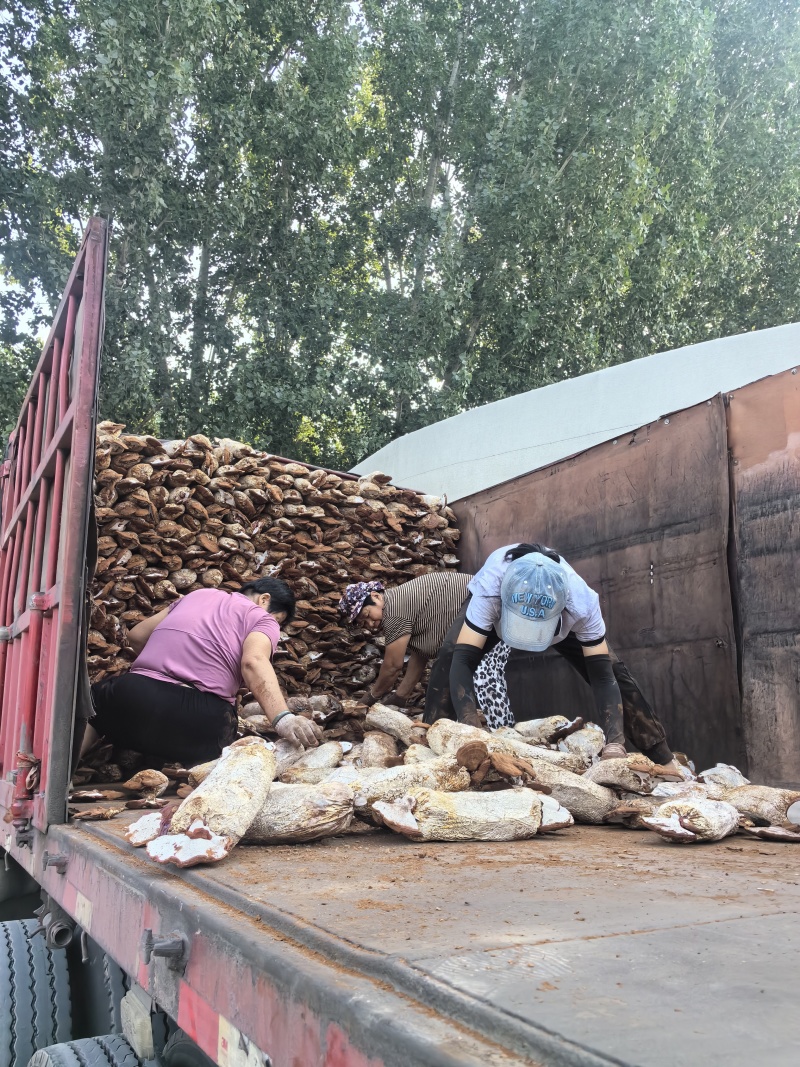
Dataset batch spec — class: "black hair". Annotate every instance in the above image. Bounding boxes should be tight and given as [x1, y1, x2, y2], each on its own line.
[504, 542, 561, 564]
[362, 594, 377, 609]
[239, 577, 296, 624]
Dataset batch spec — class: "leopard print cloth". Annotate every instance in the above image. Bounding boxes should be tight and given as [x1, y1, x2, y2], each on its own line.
[474, 641, 515, 729]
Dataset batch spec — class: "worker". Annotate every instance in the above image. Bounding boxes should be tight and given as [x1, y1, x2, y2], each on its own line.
[423, 543, 676, 765]
[88, 577, 322, 765]
[338, 570, 473, 708]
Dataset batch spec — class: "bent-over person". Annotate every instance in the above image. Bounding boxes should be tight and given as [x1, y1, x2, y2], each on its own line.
[423, 542, 677, 768]
[338, 570, 473, 707]
[88, 577, 322, 765]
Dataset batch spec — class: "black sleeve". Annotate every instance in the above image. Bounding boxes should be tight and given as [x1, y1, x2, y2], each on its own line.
[449, 643, 485, 728]
[583, 654, 625, 746]
[577, 632, 606, 647]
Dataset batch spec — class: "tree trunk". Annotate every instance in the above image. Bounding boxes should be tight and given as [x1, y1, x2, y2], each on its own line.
[187, 240, 211, 433]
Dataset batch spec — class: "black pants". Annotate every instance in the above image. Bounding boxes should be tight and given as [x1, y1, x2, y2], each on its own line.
[90, 672, 237, 766]
[424, 610, 673, 763]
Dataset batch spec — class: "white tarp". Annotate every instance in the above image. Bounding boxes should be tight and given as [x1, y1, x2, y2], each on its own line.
[352, 322, 800, 501]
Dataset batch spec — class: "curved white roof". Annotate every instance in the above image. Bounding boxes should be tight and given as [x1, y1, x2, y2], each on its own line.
[353, 323, 800, 500]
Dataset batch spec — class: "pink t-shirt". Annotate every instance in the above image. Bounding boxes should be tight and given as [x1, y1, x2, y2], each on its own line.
[130, 589, 281, 702]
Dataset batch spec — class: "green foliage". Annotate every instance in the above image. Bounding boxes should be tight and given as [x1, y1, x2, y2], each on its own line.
[2, 0, 799, 466]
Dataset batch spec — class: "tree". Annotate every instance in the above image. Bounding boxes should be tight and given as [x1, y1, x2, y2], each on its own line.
[2, 0, 799, 466]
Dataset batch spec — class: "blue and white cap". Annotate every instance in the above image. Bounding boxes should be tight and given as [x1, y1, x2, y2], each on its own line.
[499, 553, 568, 651]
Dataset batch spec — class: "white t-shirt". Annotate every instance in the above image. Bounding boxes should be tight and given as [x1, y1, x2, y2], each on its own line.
[465, 545, 606, 648]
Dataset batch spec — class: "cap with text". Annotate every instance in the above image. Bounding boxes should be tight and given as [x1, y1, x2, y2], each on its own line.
[499, 553, 568, 651]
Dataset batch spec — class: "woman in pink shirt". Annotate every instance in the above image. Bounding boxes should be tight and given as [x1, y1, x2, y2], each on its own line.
[89, 577, 321, 764]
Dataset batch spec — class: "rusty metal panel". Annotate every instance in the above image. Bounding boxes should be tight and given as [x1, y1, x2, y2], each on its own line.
[728, 369, 800, 787]
[453, 398, 742, 772]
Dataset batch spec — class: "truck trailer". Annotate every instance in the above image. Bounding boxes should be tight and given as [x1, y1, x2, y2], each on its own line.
[0, 219, 798, 1067]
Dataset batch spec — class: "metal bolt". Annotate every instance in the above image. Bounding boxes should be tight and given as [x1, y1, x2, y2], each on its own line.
[0, 627, 12, 643]
[141, 929, 189, 971]
[43, 852, 68, 874]
[793, 368, 797, 375]
[28, 592, 46, 611]
[664, 418, 670, 425]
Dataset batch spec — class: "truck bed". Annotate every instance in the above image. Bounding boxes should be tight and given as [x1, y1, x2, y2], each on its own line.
[64, 817, 799, 1067]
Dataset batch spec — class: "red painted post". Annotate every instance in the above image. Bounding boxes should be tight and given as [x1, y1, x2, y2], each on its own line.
[0, 218, 108, 836]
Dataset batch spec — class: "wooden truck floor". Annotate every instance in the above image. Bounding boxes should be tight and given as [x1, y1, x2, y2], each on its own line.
[70, 818, 799, 1067]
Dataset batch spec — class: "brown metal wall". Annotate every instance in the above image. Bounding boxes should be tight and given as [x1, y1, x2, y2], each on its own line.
[728, 369, 800, 787]
[453, 396, 744, 773]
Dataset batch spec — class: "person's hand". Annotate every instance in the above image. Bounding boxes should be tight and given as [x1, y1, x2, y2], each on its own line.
[599, 742, 627, 761]
[273, 713, 323, 748]
[457, 708, 484, 730]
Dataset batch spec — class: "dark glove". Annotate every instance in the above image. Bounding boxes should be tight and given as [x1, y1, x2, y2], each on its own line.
[459, 707, 484, 730]
[449, 643, 485, 726]
[584, 654, 625, 747]
[363, 691, 379, 707]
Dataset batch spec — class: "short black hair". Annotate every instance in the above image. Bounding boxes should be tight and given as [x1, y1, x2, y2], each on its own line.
[239, 577, 296, 624]
[504, 542, 561, 564]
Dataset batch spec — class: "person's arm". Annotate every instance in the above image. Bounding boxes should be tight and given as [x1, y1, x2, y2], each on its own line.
[394, 648, 427, 700]
[581, 639, 625, 747]
[127, 607, 171, 656]
[241, 632, 321, 747]
[448, 621, 489, 728]
[368, 634, 411, 702]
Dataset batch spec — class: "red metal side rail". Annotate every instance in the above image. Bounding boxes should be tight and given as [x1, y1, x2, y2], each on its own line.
[0, 217, 107, 842]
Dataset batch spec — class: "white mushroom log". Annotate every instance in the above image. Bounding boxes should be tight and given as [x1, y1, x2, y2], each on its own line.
[374, 787, 547, 842]
[350, 757, 470, 818]
[427, 720, 585, 775]
[167, 737, 276, 845]
[365, 704, 427, 747]
[641, 798, 741, 843]
[360, 731, 400, 768]
[244, 782, 355, 843]
[279, 742, 344, 784]
[720, 785, 800, 830]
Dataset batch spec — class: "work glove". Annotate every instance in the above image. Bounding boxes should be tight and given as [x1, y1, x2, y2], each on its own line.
[273, 713, 323, 748]
[457, 707, 484, 730]
[362, 691, 379, 707]
[599, 742, 627, 761]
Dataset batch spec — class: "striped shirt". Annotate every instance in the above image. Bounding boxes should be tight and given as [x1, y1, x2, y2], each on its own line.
[382, 571, 473, 658]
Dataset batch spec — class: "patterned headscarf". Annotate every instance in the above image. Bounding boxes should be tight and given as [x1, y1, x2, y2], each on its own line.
[338, 581, 385, 623]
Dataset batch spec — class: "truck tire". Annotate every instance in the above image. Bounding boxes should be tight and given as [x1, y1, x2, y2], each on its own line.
[162, 1030, 217, 1067]
[27, 1035, 141, 1067]
[0, 919, 72, 1067]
